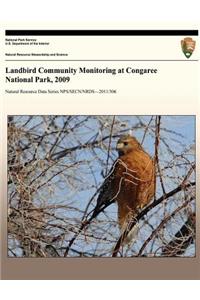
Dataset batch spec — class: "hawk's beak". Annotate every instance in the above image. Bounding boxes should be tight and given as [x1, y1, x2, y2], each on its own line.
[116, 142, 124, 150]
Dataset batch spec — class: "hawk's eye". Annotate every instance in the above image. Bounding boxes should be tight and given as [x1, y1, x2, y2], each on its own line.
[124, 142, 128, 146]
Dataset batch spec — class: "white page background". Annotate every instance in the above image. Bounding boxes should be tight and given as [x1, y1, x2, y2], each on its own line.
[0, 0, 199, 298]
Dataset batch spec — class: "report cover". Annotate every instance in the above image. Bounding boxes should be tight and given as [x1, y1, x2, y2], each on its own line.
[0, 26, 199, 279]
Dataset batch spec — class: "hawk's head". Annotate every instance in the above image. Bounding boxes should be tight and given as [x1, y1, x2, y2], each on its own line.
[116, 135, 142, 156]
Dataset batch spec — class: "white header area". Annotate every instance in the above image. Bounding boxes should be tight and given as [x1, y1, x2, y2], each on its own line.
[2, 29, 198, 115]
[4, 34, 198, 61]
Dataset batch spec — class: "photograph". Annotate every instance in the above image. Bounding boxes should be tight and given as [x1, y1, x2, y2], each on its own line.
[7, 115, 195, 258]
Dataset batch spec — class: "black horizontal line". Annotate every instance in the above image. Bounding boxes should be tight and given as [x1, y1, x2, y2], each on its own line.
[5, 59, 198, 62]
[5, 29, 199, 36]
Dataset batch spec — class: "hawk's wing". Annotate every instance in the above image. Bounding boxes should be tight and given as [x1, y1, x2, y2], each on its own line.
[91, 161, 120, 219]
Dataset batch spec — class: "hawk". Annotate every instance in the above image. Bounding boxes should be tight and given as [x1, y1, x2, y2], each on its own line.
[92, 134, 155, 241]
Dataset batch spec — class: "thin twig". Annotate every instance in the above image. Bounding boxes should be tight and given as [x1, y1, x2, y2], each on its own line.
[105, 116, 116, 175]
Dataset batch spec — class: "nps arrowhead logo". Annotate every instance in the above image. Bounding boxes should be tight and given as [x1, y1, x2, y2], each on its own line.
[181, 37, 196, 58]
